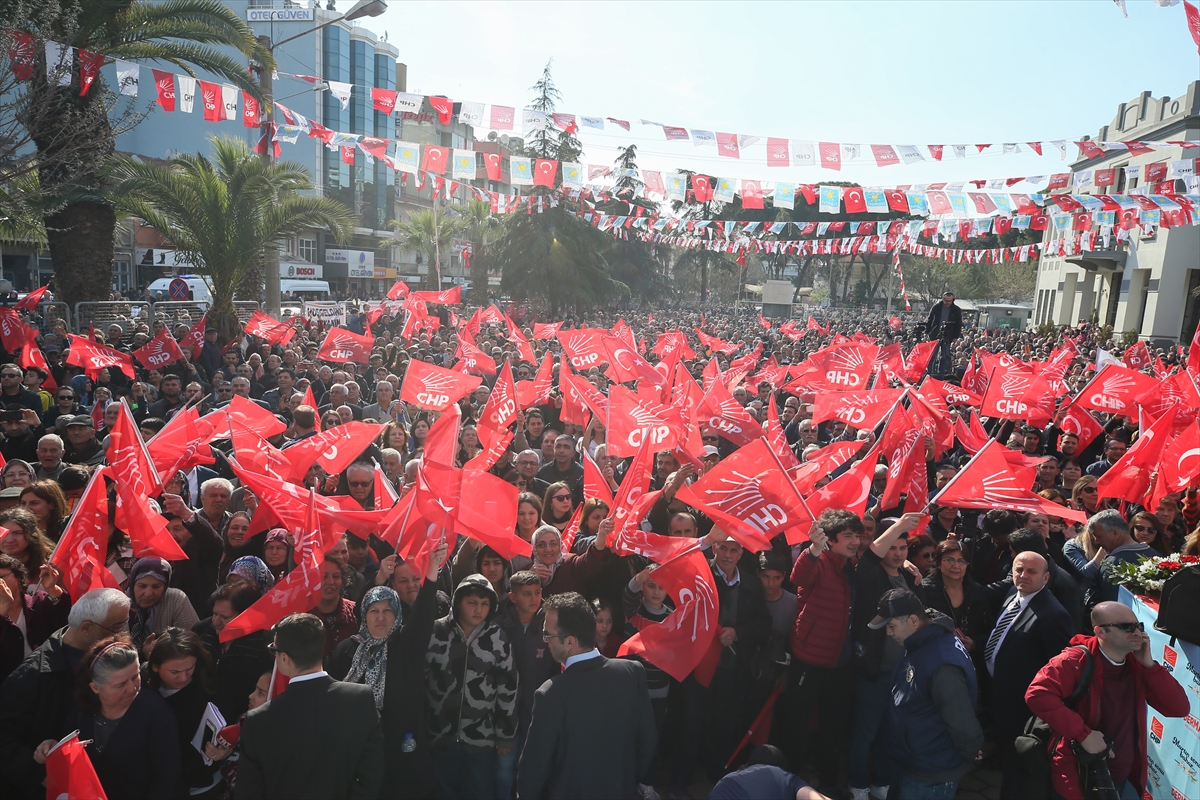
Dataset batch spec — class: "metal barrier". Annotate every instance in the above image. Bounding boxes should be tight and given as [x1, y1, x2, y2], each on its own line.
[27, 301, 71, 335]
[150, 301, 208, 330]
[233, 301, 261, 325]
[74, 301, 152, 335]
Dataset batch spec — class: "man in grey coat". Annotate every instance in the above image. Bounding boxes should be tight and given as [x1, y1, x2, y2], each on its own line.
[516, 592, 657, 800]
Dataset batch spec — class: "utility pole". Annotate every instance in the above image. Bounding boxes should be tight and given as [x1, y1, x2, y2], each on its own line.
[257, 34, 280, 319]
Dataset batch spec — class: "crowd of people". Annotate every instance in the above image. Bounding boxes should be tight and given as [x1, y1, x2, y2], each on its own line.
[0, 292, 1196, 800]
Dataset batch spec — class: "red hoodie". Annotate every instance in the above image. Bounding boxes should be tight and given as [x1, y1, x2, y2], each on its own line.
[1025, 634, 1189, 799]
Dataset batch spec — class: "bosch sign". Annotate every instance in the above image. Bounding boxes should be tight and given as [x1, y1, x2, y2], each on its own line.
[282, 264, 322, 278]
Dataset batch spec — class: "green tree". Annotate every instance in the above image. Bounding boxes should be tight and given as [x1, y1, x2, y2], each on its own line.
[108, 136, 353, 339]
[456, 198, 499, 306]
[19, 0, 271, 306]
[390, 208, 462, 291]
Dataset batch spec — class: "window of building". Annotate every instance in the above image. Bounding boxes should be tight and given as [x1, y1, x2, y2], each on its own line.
[299, 238, 316, 263]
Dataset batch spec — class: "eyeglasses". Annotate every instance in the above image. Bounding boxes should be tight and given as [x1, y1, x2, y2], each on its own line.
[702, 436, 719, 443]
[542, 632, 571, 642]
[941, 558, 969, 566]
[552, 494, 571, 502]
[1132, 524, 1154, 533]
[1081, 486, 1097, 494]
[347, 481, 372, 488]
[0, 373, 21, 378]
[1098, 621, 1144, 633]
[266, 642, 279, 655]
[56, 395, 73, 400]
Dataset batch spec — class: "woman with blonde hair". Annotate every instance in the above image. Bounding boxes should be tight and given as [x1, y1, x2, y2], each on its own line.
[1061, 512, 1108, 595]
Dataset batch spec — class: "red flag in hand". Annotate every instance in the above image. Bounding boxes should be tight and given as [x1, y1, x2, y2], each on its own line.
[108, 403, 186, 560]
[386, 280, 409, 300]
[804, 445, 880, 529]
[1072, 364, 1158, 415]
[282, 421, 384, 483]
[477, 362, 518, 450]
[45, 732, 109, 800]
[146, 405, 216, 479]
[1123, 341, 1151, 371]
[676, 439, 811, 552]
[179, 313, 208, 358]
[456, 338, 497, 377]
[504, 314, 536, 363]
[931, 440, 1088, 523]
[516, 352, 555, 409]
[317, 327, 375, 363]
[243, 310, 297, 346]
[49, 468, 120, 600]
[1096, 404, 1180, 506]
[604, 385, 685, 459]
[766, 395, 800, 470]
[696, 379, 764, 448]
[400, 359, 481, 412]
[132, 327, 185, 369]
[65, 334, 136, 379]
[812, 388, 906, 429]
[415, 460, 525, 559]
[12, 284, 48, 311]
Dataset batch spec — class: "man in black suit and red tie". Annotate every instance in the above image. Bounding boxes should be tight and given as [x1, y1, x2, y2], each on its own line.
[517, 592, 657, 800]
[235, 613, 383, 800]
[985, 552, 1074, 799]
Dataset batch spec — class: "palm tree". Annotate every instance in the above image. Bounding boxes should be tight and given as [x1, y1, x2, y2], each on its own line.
[390, 208, 462, 291]
[21, 0, 271, 306]
[108, 135, 353, 339]
[457, 199, 499, 306]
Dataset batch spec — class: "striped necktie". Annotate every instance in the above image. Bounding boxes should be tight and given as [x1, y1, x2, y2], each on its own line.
[985, 598, 1022, 674]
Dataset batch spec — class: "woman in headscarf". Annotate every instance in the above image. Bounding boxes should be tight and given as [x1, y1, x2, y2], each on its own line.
[126, 557, 199, 658]
[530, 523, 613, 599]
[260, 529, 293, 583]
[217, 511, 253, 584]
[225, 556, 274, 594]
[331, 537, 448, 800]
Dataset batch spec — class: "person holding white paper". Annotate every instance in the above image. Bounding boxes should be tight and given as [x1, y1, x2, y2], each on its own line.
[148, 627, 222, 797]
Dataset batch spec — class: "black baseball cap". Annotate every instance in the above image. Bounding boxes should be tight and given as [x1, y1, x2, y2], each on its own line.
[867, 589, 926, 629]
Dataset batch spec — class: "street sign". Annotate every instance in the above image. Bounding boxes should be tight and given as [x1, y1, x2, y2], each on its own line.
[168, 278, 189, 301]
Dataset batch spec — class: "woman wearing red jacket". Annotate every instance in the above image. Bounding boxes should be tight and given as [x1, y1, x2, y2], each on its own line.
[1026, 601, 1188, 800]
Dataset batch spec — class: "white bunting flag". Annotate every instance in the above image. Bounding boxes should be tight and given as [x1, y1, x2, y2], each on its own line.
[951, 145, 967, 159]
[221, 84, 238, 121]
[791, 141, 815, 167]
[840, 144, 861, 162]
[115, 59, 139, 96]
[522, 109, 548, 131]
[177, 75, 195, 113]
[327, 81, 352, 110]
[1002, 143, 1021, 155]
[1050, 140, 1067, 160]
[896, 145, 924, 165]
[579, 116, 604, 130]
[691, 130, 715, 147]
[394, 93, 423, 114]
[457, 101, 485, 127]
[1169, 159, 1195, 178]
[1075, 170, 1093, 189]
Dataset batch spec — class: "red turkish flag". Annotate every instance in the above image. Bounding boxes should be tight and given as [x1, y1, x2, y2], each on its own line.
[1186, 0, 1200, 55]
[229, 422, 292, 481]
[411, 286, 462, 304]
[600, 334, 664, 387]
[804, 445, 880, 528]
[317, 326, 374, 363]
[968, 192, 997, 215]
[427, 95, 453, 124]
[818, 142, 841, 171]
[17, 344, 56, 391]
[885, 189, 910, 212]
[147, 405, 216, 479]
[691, 175, 714, 202]
[45, 732, 109, 800]
[456, 338, 497, 377]
[932, 440, 1087, 523]
[243, 310, 297, 346]
[415, 459, 525, 559]
[533, 159, 558, 187]
[49, 468, 120, 600]
[812, 388, 906, 429]
[1123, 341, 1151, 371]
[371, 87, 396, 114]
[13, 284, 48, 311]
[1072, 212, 1093, 231]
[843, 186, 867, 214]
[618, 548, 721, 684]
[65, 334, 135, 379]
[741, 180, 764, 209]
[1156, 420, 1200, 498]
[132, 327, 185, 369]
[1096, 405, 1180, 505]
[696, 379, 764, 448]
[400, 359, 481, 412]
[421, 145, 448, 174]
[386, 280, 409, 300]
[282, 421, 383, 483]
[927, 191, 953, 216]
[483, 152, 502, 181]
[1073, 364, 1158, 415]
[605, 386, 685, 459]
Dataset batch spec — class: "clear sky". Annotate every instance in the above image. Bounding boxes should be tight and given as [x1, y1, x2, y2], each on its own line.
[351, 0, 1199, 189]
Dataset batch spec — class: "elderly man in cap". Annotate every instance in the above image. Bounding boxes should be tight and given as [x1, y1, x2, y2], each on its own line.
[62, 415, 106, 466]
[868, 589, 982, 800]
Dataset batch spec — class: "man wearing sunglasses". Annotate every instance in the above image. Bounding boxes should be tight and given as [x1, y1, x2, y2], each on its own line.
[1026, 601, 1188, 800]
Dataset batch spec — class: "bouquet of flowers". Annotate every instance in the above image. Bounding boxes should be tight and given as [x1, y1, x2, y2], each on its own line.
[1107, 554, 1200, 596]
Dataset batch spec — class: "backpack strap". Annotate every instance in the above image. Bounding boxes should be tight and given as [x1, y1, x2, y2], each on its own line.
[1065, 644, 1094, 709]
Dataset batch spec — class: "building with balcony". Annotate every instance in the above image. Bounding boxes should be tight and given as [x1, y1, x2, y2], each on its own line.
[1031, 81, 1199, 344]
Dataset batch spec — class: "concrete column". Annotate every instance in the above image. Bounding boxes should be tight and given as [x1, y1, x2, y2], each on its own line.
[1057, 272, 1078, 325]
[1077, 272, 1096, 324]
[1115, 269, 1149, 335]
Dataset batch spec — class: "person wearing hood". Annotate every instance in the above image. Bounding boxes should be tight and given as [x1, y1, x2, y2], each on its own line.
[425, 573, 517, 800]
[125, 557, 199, 658]
[331, 537, 448, 800]
[869, 589, 982, 800]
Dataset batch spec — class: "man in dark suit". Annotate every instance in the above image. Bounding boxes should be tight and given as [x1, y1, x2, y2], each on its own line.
[925, 291, 963, 379]
[516, 592, 657, 800]
[235, 613, 384, 800]
[984, 552, 1074, 799]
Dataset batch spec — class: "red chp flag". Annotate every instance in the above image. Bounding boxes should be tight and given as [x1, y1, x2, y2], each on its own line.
[557, 327, 611, 370]
[146, 405, 216, 479]
[386, 280, 409, 300]
[132, 327, 185, 369]
[456, 338, 497, 377]
[676, 439, 812, 551]
[49, 468, 121, 600]
[400, 359, 481, 412]
[317, 327, 375, 363]
[107, 402, 188, 560]
[1072, 364, 1158, 416]
[152, 69, 176, 111]
[533, 321, 563, 340]
[931, 439, 1088, 523]
[64, 334, 136, 379]
[179, 313, 208, 357]
[605, 386, 686, 459]
[411, 285, 462, 305]
[45, 732, 109, 800]
[1095, 404, 1180, 506]
[12, 284, 48, 311]
[415, 459, 527, 560]
[1123, 341, 1151, 371]
[696, 379, 765, 448]
[812, 388, 906, 430]
[477, 361, 519, 450]
[243, 310, 297, 346]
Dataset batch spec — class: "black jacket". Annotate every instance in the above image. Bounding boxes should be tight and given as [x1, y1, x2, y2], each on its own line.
[161, 678, 221, 792]
[235, 675, 383, 799]
[330, 580, 440, 800]
[711, 561, 772, 679]
[917, 572, 994, 652]
[854, 548, 920, 679]
[171, 511, 225, 615]
[516, 655, 657, 800]
[0, 629, 84, 800]
[64, 689, 182, 800]
[988, 587, 1074, 740]
[496, 605, 557, 738]
[925, 301, 963, 341]
[194, 618, 273, 722]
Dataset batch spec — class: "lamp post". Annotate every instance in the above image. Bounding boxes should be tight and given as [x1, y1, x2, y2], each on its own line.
[253, 0, 387, 318]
